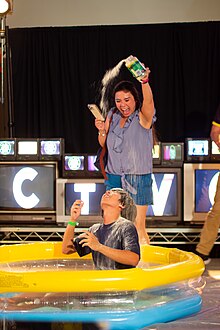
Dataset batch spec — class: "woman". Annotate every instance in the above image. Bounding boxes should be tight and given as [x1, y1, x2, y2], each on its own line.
[95, 68, 156, 244]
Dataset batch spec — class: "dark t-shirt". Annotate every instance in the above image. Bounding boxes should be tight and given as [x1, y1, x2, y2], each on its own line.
[74, 217, 140, 270]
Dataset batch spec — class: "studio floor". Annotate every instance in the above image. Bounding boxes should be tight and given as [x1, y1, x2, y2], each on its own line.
[144, 258, 220, 330]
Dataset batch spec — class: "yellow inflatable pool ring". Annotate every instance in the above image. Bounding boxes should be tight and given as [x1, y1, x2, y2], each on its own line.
[0, 242, 204, 293]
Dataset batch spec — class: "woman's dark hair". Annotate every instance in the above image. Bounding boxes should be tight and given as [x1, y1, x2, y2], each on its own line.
[113, 81, 141, 110]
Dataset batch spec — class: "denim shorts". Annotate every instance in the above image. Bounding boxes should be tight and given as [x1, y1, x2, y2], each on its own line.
[105, 173, 153, 206]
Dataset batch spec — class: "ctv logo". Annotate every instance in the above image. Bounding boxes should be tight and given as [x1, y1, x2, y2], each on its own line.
[13, 167, 40, 209]
[73, 173, 177, 216]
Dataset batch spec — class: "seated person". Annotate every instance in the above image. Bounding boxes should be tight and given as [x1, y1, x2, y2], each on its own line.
[62, 188, 140, 270]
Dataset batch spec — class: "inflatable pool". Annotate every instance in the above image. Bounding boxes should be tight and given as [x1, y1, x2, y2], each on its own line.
[0, 242, 205, 329]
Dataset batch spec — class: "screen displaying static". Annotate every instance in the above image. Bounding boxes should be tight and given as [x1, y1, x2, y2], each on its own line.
[188, 140, 209, 156]
[0, 141, 15, 156]
[163, 144, 183, 161]
[195, 169, 219, 212]
[18, 141, 38, 155]
[65, 182, 106, 215]
[88, 155, 99, 171]
[40, 140, 61, 155]
[64, 156, 84, 171]
[147, 172, 178, 216]
[0, 164, 55, 210]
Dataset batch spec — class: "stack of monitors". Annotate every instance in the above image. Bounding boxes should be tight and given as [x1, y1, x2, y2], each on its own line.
[0, 138, 64, 161]
[0, 139, 16, 160]
[185, 138, 210, 162]
[161, 142, 184, 166]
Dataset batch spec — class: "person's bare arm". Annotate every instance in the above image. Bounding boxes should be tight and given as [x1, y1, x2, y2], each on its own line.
[62, 200, 84, 254]
[95, 116, 110, 147]
[139, 68, 155, 128]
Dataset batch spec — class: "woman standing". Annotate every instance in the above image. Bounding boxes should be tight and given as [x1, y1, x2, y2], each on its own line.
[95, 66, 156, 244]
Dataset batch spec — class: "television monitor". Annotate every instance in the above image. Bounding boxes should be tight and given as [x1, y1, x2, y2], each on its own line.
[56, 167, 182, 226]
[147, 167, 182, 223]
[0, 138, 16, 160]
[0, 162, 58, 223]
[56, 178, 105, 226]
[87, 154, 103, 177]
[185, 138, 210, 162]
[184, 163, 220, 222]
[39, 138, 64, 160]
[152, 142, 161, 165]
[210, 140, 220, 161]
[161, 142, 184, 166]
[16, 138, 39, 161]
[62, 154, 86, 178]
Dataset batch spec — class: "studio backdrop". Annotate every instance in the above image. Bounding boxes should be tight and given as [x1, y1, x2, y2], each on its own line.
[8, 21, 220, 153]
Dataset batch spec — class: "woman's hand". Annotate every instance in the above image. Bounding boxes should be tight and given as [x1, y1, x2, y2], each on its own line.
[95, 118, 105, 132]
[141, 66, 151, 83]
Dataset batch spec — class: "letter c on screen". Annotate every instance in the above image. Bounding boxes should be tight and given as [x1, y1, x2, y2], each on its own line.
[12, 167, 40, 209]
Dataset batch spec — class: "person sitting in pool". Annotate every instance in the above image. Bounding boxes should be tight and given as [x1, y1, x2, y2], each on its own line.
[62, 188, 140, 270]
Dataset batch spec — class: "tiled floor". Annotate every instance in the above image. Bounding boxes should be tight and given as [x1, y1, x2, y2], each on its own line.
[144, 258, 220, 330]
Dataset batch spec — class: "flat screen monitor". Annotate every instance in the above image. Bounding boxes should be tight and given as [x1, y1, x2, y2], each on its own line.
[211, 140, 220, 161]
[147, 167, 182, 222]
[184, 163, 220, 222]
[0, 162, 58, 223]
[185, 138, 210, 162]
[152, 143, 161, 165]
[0, 139, 16, 160]
[161, 142, 184, 166]
[56, 178, 105, 226]
[16, 139, 39, 161]
[39, 138, 64, 160]
[62, 154, 86, 178]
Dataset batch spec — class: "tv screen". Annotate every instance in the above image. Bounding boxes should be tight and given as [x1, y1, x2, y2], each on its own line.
[87, 154, 103, 177]
[211, 141, 220, 161]
[0, 139, 16, 160]
[16, 139, 39, 160]
[62, 154, 86, 178]
[186, 138, 210, 162]
[184, 163, 220, 222]
[56, 178, 105, 225]
[39, 138, 64, 160]
[195, 169, 218, 212]
[147, 167, 182, 221]
[152, 143, 161, 165]
[0, 162, 58, 223]
[87, 155, 99, 172]
[161, 142, 184, 166]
